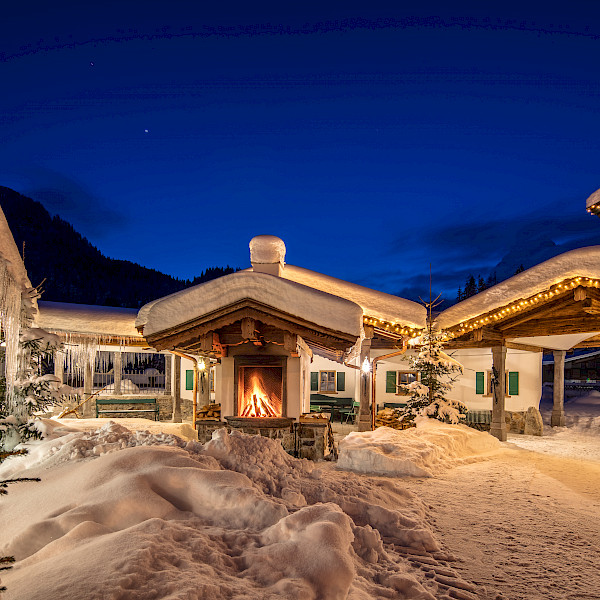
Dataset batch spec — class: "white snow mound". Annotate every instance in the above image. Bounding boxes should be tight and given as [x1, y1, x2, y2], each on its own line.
[0, 423, 477, 599]
[338, 418, 501, 477]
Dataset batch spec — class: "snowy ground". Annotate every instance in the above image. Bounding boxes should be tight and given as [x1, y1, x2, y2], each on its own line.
[1, 397, 599, 600]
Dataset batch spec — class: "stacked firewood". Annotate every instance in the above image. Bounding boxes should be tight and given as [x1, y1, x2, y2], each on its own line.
[196, 403, 221, 421]
[300, 412, 329, 422]
[375, 407, 413, 430]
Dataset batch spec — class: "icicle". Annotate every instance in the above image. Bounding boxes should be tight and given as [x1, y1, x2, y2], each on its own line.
[0, 258, 25, 410]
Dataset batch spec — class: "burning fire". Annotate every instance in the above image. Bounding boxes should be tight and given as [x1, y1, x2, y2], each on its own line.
[240, 372, 279, 417]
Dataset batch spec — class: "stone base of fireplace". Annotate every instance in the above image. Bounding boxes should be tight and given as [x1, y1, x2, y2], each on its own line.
[224, 416, 295, 453]
[195, 417, 331, 460]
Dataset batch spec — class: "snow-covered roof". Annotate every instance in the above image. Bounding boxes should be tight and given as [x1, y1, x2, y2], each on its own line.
[586, 187, 600, 209]
[136, 271, 364, 338]
[0, 205, 36, 319]
[278, 265, 426, 328]
[36, 301, 143, 339]
[437, 246, 600, 329]
[0, 206, 31, 291]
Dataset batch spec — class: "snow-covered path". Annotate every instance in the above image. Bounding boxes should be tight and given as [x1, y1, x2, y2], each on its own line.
[401, 444, 600, 600]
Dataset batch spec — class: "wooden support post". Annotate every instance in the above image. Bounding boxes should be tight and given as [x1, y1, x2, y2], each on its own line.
[551, 350, 566, 427]
[164, 353, 172, 395]
[357, 337, 372, 432]
[172, 354, 182, 423]
[490, 345, 507, 441]
[53, 351, 64, 384]
[82, 357, 94, 418]
[198, 360, 210, 408]
[113, 350, 122, 396]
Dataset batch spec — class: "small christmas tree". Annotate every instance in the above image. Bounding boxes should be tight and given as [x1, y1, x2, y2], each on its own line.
[1, 327, 66, 451]
[399, 282, 467, 425]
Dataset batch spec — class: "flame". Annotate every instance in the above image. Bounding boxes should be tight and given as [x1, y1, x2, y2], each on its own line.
[240, 372, 279, 417]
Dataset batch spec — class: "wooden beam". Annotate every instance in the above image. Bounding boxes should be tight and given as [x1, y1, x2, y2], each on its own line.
[505, 341, 543, 353]
[498, 297, 574, 330]
[583, 299, 600, 314]
[503, 316, 600, 337]
[283, 332, 297, 353]
[241, 317, 256, 339]
[574, 287, 587, 302]
[363, 324, 375, 339]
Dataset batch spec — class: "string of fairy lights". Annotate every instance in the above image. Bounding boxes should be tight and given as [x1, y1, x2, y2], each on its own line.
[452, 276, 599, 335]
[362, 275, 600, 341]
[362, 316, 421, 337]
[586, 201, 600, 217]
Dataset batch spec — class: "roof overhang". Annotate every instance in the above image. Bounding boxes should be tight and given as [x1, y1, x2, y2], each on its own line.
[137, 271, 363, 356]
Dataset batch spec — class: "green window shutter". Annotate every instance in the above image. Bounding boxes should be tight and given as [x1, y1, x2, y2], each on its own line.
[336, 371, 345, 391]
[508, 371, 519, 395]
[475, 372, 484, 394]
[386, 371, 397, 393]
[310, 372, 318, 391]
[185, 370, 194, 391]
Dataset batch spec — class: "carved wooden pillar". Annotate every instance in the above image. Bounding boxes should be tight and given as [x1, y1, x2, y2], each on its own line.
[172, 354, 182, 423]
[490, 345, 507, 441]
[113, 351, 122, 395]
[551, 350, 566, 427]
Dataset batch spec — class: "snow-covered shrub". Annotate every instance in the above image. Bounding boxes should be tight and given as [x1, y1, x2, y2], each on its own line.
[1, 328, 70, 451]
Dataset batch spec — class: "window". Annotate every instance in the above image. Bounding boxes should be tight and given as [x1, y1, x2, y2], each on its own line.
[386, 371, 418, 395]
[319, 371, 336, 392]
[310, 371, 345, 393]
[475, 371, 519, 396]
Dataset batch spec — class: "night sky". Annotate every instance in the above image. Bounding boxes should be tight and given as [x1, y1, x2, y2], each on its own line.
[2, 2, 600, 305]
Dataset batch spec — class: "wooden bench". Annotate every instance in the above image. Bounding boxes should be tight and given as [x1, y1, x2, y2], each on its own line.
[309, 394, 353, 422]
[96, 397, 159, 421]
[465, 409, 492, 430]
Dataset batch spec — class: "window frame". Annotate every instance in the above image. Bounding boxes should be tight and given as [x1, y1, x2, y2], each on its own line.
[318, 370, 337, 394]
[396, 370, 418, 395]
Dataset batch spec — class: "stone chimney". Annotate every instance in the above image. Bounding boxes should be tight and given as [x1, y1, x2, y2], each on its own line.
[250, 235, 286, 277]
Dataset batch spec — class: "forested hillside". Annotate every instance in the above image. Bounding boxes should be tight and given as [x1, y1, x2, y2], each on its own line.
[0, 187, 234, 308]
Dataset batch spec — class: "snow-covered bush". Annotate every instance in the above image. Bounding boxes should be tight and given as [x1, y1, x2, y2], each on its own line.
[399, 328, 467, 425]
[0, 328, 69, 451]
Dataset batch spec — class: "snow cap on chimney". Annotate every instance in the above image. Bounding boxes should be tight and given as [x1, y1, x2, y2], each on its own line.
[250, 235, 286, 277]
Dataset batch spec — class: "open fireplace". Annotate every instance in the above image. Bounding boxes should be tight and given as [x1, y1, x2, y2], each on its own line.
[233, 355, 287, 418]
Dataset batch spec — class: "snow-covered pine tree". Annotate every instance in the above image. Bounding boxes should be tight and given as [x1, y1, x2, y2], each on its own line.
[0, 327, 66, 451]
[400, 327, 467, 424]
[399, 279, 467, 425]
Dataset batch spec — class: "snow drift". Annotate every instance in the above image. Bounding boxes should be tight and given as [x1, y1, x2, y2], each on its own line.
[338, 418, 501, 477]
[0, 421, 483, 599]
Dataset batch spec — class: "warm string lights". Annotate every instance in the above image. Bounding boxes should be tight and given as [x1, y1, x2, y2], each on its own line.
[363, 316, 422, 337]
[453, 276, 597, 336]
[587, 202, 600, 216]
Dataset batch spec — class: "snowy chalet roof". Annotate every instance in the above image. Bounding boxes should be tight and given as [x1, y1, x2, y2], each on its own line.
[437, 246, 600, 330]
[278, 265, 426, 329]
[36, 301, 143, 340]
[586, 188, 600, 216]
[0, 206, 31, 291]
[136, 271, 364, 339]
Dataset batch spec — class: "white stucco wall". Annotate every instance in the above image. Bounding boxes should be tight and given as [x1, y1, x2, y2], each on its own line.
[371, 349, 416, 410]
[451, 348, 542, 412]
[308, 355, 360, 401]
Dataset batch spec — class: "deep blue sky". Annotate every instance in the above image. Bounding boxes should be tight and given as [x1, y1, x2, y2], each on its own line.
[2, 2, 600, 304]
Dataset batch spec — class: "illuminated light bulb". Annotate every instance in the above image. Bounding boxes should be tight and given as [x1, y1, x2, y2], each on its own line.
[361, 358, 371, 373]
